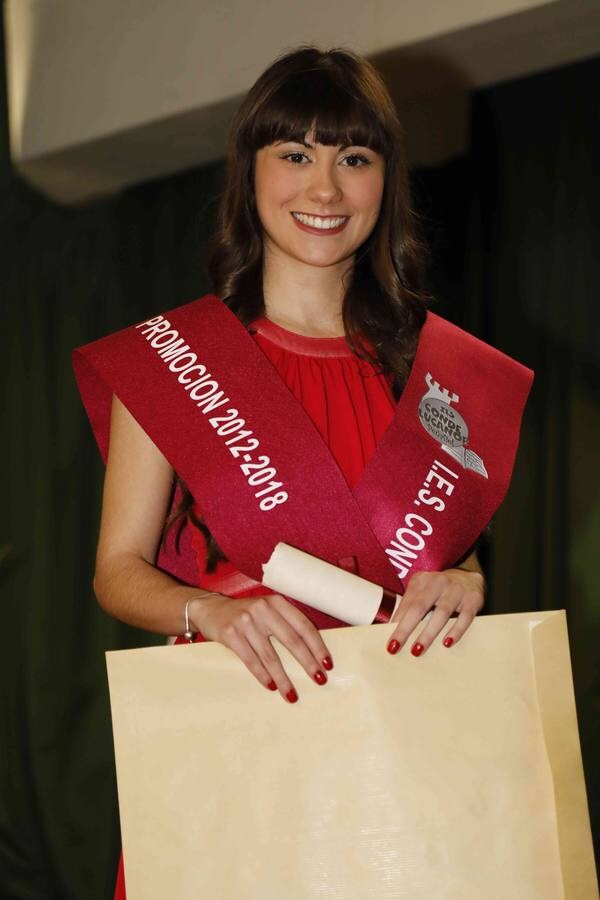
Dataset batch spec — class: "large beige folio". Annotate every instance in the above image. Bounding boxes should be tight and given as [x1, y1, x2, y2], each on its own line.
[106, 611, 598, 899]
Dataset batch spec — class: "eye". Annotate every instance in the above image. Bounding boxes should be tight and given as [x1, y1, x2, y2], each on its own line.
[280, 151, 310, 165]
[340, 153, 371, 168]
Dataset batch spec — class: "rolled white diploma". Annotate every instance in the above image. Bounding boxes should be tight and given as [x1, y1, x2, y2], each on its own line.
[262, 543, 401, 626]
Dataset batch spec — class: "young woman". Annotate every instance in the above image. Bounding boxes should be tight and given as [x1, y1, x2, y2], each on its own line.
[75, 46, 534, 898]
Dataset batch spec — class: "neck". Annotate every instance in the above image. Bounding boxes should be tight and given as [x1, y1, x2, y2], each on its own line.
[261, 244, 353, 338]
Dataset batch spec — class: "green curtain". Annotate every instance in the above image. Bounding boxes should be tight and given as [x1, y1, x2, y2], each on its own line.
[466, 60, 600, 861]
[0, 171, 225, 898]
[1, 10, 597, 892]
[0, 15, 223, 895]
[416, 58, 600, 860]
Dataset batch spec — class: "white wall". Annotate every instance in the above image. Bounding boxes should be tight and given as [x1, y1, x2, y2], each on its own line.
[4, 0, 598, 204]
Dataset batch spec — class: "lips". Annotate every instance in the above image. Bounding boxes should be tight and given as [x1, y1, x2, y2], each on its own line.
[291, 211, 350, 236]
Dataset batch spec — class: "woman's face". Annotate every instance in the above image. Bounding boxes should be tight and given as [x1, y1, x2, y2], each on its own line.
[254, 132, 385, 272]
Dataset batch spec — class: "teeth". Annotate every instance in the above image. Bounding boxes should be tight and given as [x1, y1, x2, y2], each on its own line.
[292, 212, 348, 230]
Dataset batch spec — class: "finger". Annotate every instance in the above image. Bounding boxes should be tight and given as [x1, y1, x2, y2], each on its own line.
[441, 603, 477, 648]
[410, 586, 463, 655]
[261, 605, 329, 687]
[219, 619, 284, 694]
[387, 574, 444, 653]
[389, 592, 404, 623]
[241, 615, 301, 702]
[390, 571, 446, 629]
[268, 594, 334, 672]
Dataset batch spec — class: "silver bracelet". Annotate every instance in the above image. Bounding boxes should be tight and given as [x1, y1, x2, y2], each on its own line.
[184, 599, 196, 643]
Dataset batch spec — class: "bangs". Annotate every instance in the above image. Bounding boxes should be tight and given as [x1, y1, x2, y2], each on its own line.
[246, 68, 391, 156]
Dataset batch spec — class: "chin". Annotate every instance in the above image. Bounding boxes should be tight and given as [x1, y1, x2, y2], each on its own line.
[290, 243, 355, 269]
[296, 253, 343, 268]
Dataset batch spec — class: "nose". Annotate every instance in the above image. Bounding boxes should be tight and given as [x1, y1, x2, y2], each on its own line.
[306, 160, 343, 205]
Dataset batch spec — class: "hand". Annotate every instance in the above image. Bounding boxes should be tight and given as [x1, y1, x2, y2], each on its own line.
[189, 593, 334, 703]
[387, 568, 485, 656]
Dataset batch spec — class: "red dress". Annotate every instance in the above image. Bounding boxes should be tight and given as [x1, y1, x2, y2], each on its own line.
[113, 316, 396, 898]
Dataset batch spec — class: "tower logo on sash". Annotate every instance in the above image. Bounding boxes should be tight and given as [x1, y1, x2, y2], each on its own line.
[418, 373, 488, 478]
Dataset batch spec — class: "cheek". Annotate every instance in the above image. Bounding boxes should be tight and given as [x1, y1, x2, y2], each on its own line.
[255, 166, 297, 218]
[364, 173, 385, 214]
[348, 172, 385, 222]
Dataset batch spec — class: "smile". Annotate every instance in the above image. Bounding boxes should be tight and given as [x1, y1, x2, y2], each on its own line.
[291, 212, 350, 234]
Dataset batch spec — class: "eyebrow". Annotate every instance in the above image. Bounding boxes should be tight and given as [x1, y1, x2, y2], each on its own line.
[275, 139, 363, 151]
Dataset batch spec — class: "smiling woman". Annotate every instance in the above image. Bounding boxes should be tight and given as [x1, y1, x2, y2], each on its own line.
[255, 136, 385, 246]
[69, 45, 536, 900]
[254, 136, 384, 275]
[209, 45, 429, 351]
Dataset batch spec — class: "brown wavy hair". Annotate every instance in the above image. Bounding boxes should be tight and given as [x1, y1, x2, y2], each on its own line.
[165, 45, 431, 569]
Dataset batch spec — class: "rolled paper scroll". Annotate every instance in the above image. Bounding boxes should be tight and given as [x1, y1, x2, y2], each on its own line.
[262, 542, 401, 625]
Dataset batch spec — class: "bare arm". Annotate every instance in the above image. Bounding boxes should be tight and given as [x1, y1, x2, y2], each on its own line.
[93, 395, 224, 636]
[92, 396, 333, 701]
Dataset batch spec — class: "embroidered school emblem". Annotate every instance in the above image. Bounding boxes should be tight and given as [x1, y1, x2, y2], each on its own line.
[418, 373, 488, 478]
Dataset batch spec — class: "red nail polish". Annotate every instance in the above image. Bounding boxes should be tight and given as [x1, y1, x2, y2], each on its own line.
[267, 680, 277, 691]
[443, 636, 454, 648]
[286, 689, 298, 703]
[313, 670, 327, 685]
[387, 639, 400, 654]
[322, 655, 334, 670]
[411, 642, 424, 657]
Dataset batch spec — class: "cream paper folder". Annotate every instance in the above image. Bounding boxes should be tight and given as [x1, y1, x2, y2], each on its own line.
[106, 610, 597, 899]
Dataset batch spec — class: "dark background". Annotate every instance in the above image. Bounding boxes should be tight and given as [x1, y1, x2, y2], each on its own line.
[1, 13, 598, 898]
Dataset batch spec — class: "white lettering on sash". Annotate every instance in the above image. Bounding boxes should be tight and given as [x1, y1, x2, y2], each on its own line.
[178, 364, 206, 384]
[138, 319, 171, 340]
[150, 330, 180, 349]
[182, 376, 208, 391]
[134, 312, 288, 511]
[404, 513, 433, 535]
[135, 315, 163, 329]
[169, 352, 197, 372]
[196, 391, 229, 413]
[188, 379, 219, 401]
[159, 340, 192, 361]
[394, 527, 425, 551]
[386, 541, 419, 571]
[386, 460, 459, 581]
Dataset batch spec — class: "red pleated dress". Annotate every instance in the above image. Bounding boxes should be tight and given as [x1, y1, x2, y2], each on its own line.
[113, 315, 396, 898]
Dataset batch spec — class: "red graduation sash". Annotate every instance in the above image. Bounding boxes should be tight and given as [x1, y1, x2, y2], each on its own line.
[72, 294, 533, 597]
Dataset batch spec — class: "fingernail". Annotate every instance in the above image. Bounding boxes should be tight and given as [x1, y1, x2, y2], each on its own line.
[387, 639, 400, 655]
[322, 655, 334, 670]
[267, 680, 277, 691]
[411, 642, 424, 657]
[313, 670, 327, 685]
[443, 636, 454, 648]
[286, 689, 298, 703]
